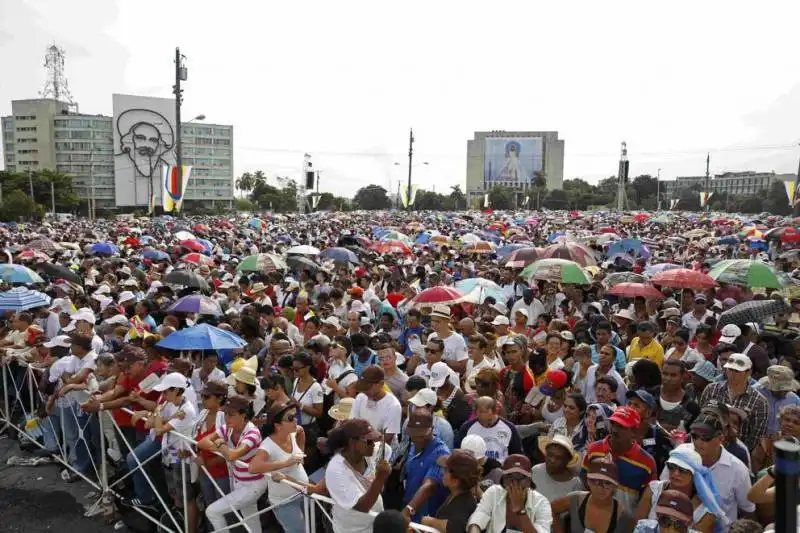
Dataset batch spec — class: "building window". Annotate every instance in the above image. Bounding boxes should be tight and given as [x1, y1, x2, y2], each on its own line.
[16, 126, 37, 132]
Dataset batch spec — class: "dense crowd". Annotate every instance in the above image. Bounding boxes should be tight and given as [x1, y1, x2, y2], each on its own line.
[2, 209, 800, 533]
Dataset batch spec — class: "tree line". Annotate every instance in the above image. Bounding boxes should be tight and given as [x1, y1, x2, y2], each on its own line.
[0, 170, 80, 220]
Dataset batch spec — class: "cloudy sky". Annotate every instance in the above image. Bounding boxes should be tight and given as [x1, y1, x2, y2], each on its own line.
[2, 0, 800, 196]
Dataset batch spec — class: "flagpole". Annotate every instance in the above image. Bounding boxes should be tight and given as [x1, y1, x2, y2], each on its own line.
[793, 156, 800, 216]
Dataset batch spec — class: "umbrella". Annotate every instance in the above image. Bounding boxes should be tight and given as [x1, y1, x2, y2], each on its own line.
[167, 294, 223, 316]
[607, 282, 665, 299]
[156, 323, 246, 351]
[0, 287, 51, 311]
[178, 239, 207, 253]
[643, 263, 683, 277]
[717, 236, 739, 245]
[180, 253, 215, 267]
[462, 241, 497, 254]
[0, 264, 44, 284]
[682, 229, 708, 239]
[163, 270, 211, 291]
[521, 259, 592, 285]
[409, 286, 465, 306]
[650, 268, 718, 290]
[373, 241, 412, 255]
[319, 247, 360, 264]
[602, 272, 647, 288]
[379, 230, 412, 246]
[502, 247, 540, 269]
[607, 239, 651, 259]
[287, 255, 322, 273]
[455, 278, 505, 304]
[142, 248, 171, 262]
[25, 238, 61, 254]
[460, 233, 481, 244]
[539, 243, 597, 266]
[90, 242, 119, 256]
[36, 263, 82, 284]
[237, 253, 289, 273]
[496, 244, 527, 258]
[717, 299, 792, 329]
[707, 260, 783, 289]
[17, 249, 50, 262]
[174, 230, 196, 241]
[286, 245, 321, 256]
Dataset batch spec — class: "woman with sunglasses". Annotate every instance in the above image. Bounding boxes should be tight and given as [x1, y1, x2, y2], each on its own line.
[194, 381, 231, 507]
[324, 418, 391, 533]
[634, 448, 728, 533]
[198, 396, 267, 533]
[291, 351, 324, 470]
[250, 403, 308, 533]
[551, 459, 635, 533]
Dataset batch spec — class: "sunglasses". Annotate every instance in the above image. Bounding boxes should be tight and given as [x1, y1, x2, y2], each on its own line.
[658, 516, 689, 531]
[667, 463, 692, 475]
[588, 478, 616, 489]
[504, 474, 529, 483]
[690, 431, 717, 442]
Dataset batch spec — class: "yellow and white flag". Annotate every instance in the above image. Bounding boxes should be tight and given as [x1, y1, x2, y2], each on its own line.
[784, 180, 797, 206]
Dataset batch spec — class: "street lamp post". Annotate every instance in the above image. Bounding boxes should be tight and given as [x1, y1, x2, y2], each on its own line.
[393, 160, 428, 208]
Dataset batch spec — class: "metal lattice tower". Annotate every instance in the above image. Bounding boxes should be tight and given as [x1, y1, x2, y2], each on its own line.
[40, 44, 77, 111]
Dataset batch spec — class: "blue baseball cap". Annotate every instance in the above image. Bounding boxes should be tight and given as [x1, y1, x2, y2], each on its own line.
[626, 389, 656, 408]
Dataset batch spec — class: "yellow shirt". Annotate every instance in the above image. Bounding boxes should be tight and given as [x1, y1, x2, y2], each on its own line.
[628, 337, 665, 368]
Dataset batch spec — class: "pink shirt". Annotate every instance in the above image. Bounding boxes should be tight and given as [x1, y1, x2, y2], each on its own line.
[216, 422, 263, 482]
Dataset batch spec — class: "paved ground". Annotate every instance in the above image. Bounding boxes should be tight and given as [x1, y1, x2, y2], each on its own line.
[0, 435, 113, 533]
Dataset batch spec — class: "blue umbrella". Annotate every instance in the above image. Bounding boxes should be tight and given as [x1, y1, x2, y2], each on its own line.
[608, 239, 651, 259]
[0, 287, 51, 311]
[717, 236, 739, 245]
[320, 247, 360, 264]
[156, 323, 246, 351]
[415, 233, 432, 245]
[90, 242, 119, 255]
[547, 232, 566, 243]
[168, 295, 223, 316]
[142, 248, 171, 262]
[0, 264, 44, 284]
[496, 244, 526, 258]
[196, 238, 214, 253]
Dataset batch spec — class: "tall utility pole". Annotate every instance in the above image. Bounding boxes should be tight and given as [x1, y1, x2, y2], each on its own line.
[616, 142, 629, 212]
[704, 153, 710, 211]
[50, 178, 55, 215]
[656, 168, 661, 211]
[173, 47, 187, 215]
[89, 150, 95, 218]
[793, 157, 800, 216]
[28, 169, 35, 218]
[406, 128, 414, 211]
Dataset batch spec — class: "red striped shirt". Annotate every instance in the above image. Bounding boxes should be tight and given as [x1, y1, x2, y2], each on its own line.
[216, 422, 263, 482]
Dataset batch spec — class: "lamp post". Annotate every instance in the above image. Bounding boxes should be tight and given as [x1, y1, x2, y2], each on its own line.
[394, 161, 428, 209]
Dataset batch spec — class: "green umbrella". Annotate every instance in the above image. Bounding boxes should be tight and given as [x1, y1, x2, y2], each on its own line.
[707, 259, 783, 289]
[521, 258, 591, 285]
[236, 253, 288, 273]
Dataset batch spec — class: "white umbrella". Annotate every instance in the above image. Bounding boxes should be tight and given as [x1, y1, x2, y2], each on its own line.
[460, 233, 480, 244]
[174, 230, 196, 241]
[286, 245, 321, 256]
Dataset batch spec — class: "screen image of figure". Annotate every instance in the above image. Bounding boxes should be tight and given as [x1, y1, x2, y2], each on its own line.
[484, 137, 543, 183]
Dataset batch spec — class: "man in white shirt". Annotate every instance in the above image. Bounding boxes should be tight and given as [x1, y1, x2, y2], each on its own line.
[582, 346, 627, 405]
[58, 334, 97, 477]
[428, 304, 468, 374]
[351, 366, 402, 445]
[681, 294, 713, 338]
[35, 305, 61, 340]
[510, 288, 546, 326]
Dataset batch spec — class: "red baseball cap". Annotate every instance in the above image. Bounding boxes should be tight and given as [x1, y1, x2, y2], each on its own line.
[608, 406, 641, 429]
[540, 369, 569, 397]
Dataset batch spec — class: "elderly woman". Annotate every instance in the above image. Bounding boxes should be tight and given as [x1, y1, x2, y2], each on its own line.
[421, 450, 481, 533]
[547, 392, 589, 454]
[634, 448, 728, 533]
[467, 454, 552, 533]
[551, 460, 636, 533]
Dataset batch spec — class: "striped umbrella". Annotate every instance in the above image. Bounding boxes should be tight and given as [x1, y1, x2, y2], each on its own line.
[0, 287, 51, 310]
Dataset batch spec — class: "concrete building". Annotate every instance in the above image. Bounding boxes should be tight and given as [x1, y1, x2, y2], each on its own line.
[2, 95, 234, 212]
[465, 130, 564, 205]
[660, 171, 794, 200]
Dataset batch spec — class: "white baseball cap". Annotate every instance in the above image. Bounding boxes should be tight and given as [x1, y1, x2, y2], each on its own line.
[428, 361, 450, 388]
[460, 434, 487, 460]
[719, 324, 742, 344]
[43, 335, 72, 349]
[723, 353, 753, 372]
[152, 372, 190, 392]
[492, 315, 510, 326]
[118, 291, 136, 305]
[408, 388, 437, 407]
[71, 308, 96, 324]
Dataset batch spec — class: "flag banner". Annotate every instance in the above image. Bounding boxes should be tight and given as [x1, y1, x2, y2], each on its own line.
[400, 185, 409, 207]
[524, 196, 530, 206]
[484, 194, 490, 208]
[784, 180, 797, 206]
[148, 188, 155, 215]
[311, 194, 321, 208]
[699, 192, 714, 207]
[162, 165, 192, 212]
[670, 199, 679, 210]
[409, 185, 419, 206]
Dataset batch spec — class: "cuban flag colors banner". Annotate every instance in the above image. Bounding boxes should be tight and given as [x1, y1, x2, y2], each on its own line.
[162, 165, 192, 212]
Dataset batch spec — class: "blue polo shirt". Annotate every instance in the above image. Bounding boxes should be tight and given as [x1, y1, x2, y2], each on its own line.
[399, 325, 424, 357]
[590, 343, 627, 372]
[404, 436, 450, 522]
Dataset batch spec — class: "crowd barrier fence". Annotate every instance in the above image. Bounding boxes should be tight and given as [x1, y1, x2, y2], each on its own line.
[0, 363, 439, 533]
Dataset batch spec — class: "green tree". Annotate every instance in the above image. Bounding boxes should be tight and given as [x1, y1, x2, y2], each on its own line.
[234, 197, 255, 212]
[487, 185, 513, 210]
[415, 190, 446, 210]
[235, 172, 255, 197]
[736, 196, 764, 214]
[542, 189, 569, 210]
[353, 185, 391, 210]
[531, 171, 548, 209]
[448, 185, 466, 211]
[631, 174, 659, 206]
[0, 190, 44, 221]
[763, 180, 792, 215]
[677, 188, 701, 211]
[0, 169, 78, 215]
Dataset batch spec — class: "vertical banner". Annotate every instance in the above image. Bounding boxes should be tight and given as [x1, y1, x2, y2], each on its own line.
[524, 196, 530, 206]
[670, 199, 679, 210]
[409, 185, 418, 206]
[148, 188, 155, 215]
[484, 194, 490, 208]
[162, 165, 193, 212]
[699, 192, 713, 207]
[784, 180, 797, 206]
[311, 194, 321, 209]
[400, 185, 409, 207]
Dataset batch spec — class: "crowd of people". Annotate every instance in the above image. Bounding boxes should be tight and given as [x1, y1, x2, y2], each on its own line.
[1, 209, 800, 533]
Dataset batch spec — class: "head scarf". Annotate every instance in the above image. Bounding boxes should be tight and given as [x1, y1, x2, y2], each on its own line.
[668, 447, 730, 532]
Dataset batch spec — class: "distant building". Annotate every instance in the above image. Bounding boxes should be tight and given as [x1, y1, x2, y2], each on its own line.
[465, 130, 564, 205]
[660, 171, 795, 201]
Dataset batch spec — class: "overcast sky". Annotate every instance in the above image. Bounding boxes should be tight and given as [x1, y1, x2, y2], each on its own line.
[2, 0, 800, 197]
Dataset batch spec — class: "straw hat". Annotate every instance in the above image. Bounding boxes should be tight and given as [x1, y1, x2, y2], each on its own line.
[537, 434, 580, 469]
[227, 356, 258, 386]
[328, 397, 354, 421]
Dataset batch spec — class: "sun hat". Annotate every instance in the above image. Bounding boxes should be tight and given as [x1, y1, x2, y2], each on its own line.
[490, 302, 508, 315]
[665, 448, 702, 474]
[759, 365, 800, 392]
[690, 360, 720, 382]
[153, 372, 190, 392]
[251, 282, 267, 293]
[613, 308, 635, 321]
[328, 397, 354, 421]
[719, 324, 742, 344]
[723, 353, 752, 372]
[227, 356, 258, 386]
[460, 434, 487, 460]
[430, 304, 451, 320]
[537, 434, 580, 469]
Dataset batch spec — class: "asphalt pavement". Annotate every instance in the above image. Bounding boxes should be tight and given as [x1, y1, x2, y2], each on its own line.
[0, 435, 113, 533]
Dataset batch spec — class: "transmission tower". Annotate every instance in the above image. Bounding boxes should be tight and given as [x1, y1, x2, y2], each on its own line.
[40, 44, 78, 111]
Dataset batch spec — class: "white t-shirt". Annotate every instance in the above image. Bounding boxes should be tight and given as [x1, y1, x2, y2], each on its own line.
[259, 433, 309, 504]
[350, 393, 402, 437]
[161, 398, 198, 464]
[324, 360, 359, 403]
[431, 332, 468, 363]
[292, 379, 324, 425]
[413, 363, 461, 389]
[465, 357, 504, 393]
[190, 367, 226, 393]
[325, 453, 383, 533]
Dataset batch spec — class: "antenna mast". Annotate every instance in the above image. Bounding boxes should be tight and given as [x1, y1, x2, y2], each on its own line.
[41, 44, 78, 112]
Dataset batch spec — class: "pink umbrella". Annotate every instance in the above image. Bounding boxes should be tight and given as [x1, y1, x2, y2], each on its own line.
[503, 247, 539, 269]
[651, 269, 718, 290]
[607, 282, 665, 299]
[410, 286, 465, 306]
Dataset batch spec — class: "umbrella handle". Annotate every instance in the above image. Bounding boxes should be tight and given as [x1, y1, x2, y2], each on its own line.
[5, 250, 11, 265]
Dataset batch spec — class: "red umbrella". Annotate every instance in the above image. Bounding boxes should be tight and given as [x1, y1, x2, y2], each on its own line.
[597, 227, 618, 235]
[539, 242, 597, 267]
[650, 268, 718, 290]
[410, 286, 464, 306]
[633, 213, 650, 223]
[372, 240, 411, 255]
[193, 223, 210, 233]
[181, 253, 215, 266]
[178, 239, 206, 253]
[607, 282, 664, 299]
[782, 227, 800, 244]
[122, 236, 141, 248]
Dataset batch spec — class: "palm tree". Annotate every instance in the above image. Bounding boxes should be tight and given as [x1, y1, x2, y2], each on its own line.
[449, 184, 466, 211]
[235, 172, 255, 198]
[531, 171, 547, 210]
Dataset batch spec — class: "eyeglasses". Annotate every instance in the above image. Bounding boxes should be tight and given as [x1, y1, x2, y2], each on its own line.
[658, 516, 689, 531]
[587, 478, 616, 489]
[690, 431, 717, 442]
[425, 348, 440, 353]
[667, 463, 692, 475]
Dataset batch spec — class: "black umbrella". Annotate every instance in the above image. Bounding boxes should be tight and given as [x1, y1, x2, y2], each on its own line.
[717, 299, 791, 329]
[287, 255, 322, 274]
[163, 270, 211, 291]
[36, 262, 83, 284]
